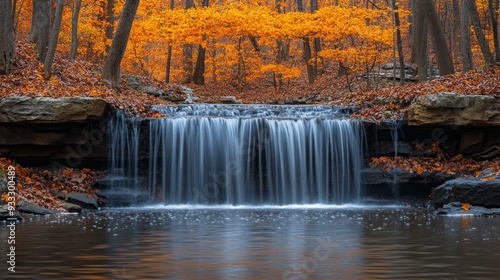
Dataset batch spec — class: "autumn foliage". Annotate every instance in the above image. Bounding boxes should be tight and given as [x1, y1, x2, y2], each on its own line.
[0, 157, 105, 212]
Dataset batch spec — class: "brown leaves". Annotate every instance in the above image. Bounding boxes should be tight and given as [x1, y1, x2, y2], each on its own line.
[0, 40, 172, 118]
[0, 157, 105, 212]
[370, 155, 500, 177]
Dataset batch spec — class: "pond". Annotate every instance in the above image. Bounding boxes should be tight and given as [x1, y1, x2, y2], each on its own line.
[2, 205, 500, 279]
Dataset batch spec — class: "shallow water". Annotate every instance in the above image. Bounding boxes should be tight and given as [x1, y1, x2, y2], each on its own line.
[2, 206, 500, 279]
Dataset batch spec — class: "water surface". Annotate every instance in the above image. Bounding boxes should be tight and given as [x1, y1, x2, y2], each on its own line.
[2, 206, 500, 279]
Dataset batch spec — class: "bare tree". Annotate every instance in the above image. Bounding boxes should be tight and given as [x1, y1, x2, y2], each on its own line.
[0, 0, 15, 75]
[413, 0, 454, 79]
[465, 0, 494, 66]
[392, 0, 405, 85]
[489, 0, 499, 62]
[30, 0, 50, 61]
[43, 0, 64, 80]
[460, 0, 473, 72]
[70, 0, 83, 61]
[412, 0, 429, 81]
[422, 0, 455, 76]
[102, 0, 140, 90]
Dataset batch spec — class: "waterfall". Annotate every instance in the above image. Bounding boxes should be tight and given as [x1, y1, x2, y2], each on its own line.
[109, 105, 364, 205]
[108, 112, 141, 192]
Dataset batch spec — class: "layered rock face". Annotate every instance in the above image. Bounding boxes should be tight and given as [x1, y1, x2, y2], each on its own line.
[431, 177, 500, 208]
[0, 97, 109, 123]
[0, 97, 111, 166]
[404, 92, 500, 126]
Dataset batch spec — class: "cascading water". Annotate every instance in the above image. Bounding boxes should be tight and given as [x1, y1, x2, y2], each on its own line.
[108, 105, 365, 205]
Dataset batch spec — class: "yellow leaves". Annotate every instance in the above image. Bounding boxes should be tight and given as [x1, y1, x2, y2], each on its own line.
[50, 76, 60, 87]
[260, 64, 301, 80]
[461, 203, 471, 211]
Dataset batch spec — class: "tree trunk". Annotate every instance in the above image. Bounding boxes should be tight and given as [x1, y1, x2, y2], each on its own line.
[102, 0, 140, 90]
[193, 44, 206, 85]
[105, 0, 115, 55]
[460, 0, 473, 72]
[489, 0, 499, 62]
[193, 0, 209, 85]
[70, 0, 82, 61]
[30, 0, 50, 61]
[393, 0, 405, 85]
[165, 0, 175, 83]
[466, 0, 494, 66]
[237, 37, 246, 92]
[311, 0, 323, 76]
[451, 0, 461, 61]
[43, 0, 64, 80]
[0, 0, 15, 75]
[422, 0, 455, 76]
[181, 0, 195, 84]
[298, 0, 315, 84]
[413, 0, 429, 81]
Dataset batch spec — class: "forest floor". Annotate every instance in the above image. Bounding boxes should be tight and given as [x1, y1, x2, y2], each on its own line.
[1, 40, 500, 212]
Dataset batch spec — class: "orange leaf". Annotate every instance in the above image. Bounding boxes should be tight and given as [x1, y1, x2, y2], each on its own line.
[415, 166, 424, 175]
[481, 176, 496, 181]
[461, 203, 471, 211]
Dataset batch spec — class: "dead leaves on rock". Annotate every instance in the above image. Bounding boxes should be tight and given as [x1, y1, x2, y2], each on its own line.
[0, 157, 105, 212]
[370, 155, 500, 178]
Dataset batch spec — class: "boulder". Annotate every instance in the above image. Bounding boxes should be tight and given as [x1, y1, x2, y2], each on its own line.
[60, 202, 83, 213]
[431, 177, 500, 207]
[139, 86, 164, 97]
[404, 92, 500, 126]
[0, 97, 109, 123]
[126, 76, 142, 89]
[66, 192, 98, 209]
[0, 205, 24, 221]
[17, 200, 55, 215]
[181, 86, 194, 104]
[435, 201, 500, 216]
[220, 96, 242, 104]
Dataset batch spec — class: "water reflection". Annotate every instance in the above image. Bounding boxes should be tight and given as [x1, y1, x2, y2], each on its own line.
[1, 207, 500, 279]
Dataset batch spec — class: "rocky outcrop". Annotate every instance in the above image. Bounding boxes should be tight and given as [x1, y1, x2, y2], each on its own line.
[404, 92, 500, 126]
[66, 192, 98, 209]
[0, 205, 23, 221]
[17, 200, 55, 215]
[363, 168, 456, 199]
[0, 97, 111, 166]
[0, 97, 109, 123]
[61, 202, 83, 213]
[431, 177, 500, 208]
[435, 201, 500, 216]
